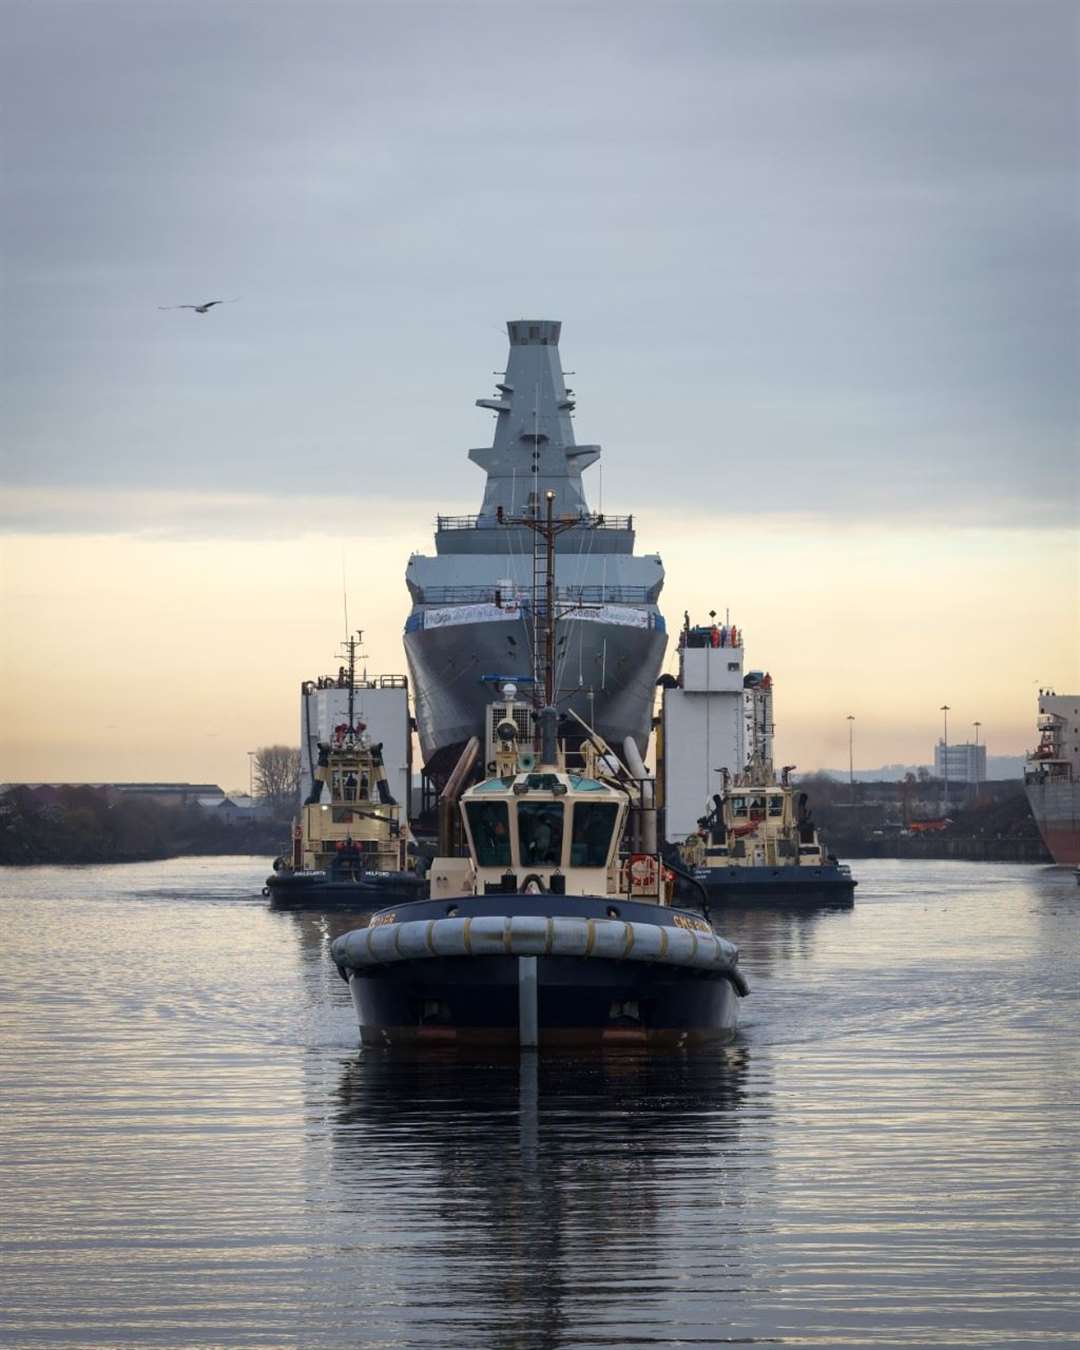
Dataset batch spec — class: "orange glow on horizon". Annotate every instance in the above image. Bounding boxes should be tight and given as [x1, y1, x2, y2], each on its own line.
[2, 509, 1076, 788]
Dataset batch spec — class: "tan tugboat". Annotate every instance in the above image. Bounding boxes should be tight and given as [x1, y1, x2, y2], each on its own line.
[265, 635, 426, 910]
[677, 756, 855, 904]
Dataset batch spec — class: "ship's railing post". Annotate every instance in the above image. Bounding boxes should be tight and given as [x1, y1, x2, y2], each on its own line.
[518, 955, 539, 1050]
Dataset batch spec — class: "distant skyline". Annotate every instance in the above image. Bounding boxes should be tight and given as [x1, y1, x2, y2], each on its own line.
[2, 1, 1077, 788]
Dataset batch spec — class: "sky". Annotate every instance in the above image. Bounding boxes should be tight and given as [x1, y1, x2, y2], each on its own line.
[2, 0, 1077, 789]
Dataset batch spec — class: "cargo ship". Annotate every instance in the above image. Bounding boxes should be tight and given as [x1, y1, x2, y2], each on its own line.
[404, 320, 667, 791]
[1024, 690, 1080, 865]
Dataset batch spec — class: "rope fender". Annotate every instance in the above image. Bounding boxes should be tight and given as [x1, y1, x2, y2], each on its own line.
[332, 915, 748, 993]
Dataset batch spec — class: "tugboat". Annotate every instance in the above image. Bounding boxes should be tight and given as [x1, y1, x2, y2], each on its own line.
[659, 612, 855, 906]
[676, 762, 856, 904]
[265, 635, 426, 910]
[331, 494, 748, 1049]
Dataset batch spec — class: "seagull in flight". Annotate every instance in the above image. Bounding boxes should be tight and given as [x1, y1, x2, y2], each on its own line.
[158, 298, 240, 314]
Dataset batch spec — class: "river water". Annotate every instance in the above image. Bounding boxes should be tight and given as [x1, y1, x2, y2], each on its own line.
[0, 857, 1076, 1349]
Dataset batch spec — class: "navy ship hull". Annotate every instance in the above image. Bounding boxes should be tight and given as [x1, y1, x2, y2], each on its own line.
[406, 613, 667, 776]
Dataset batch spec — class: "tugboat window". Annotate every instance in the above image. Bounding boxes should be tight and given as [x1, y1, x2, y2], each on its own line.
[731, 796, 748, 818]
[465, 802, 512, 867]
[570, 802, 619, 866]
[768, 795, 783, 816]
[517, 801, 564, 867]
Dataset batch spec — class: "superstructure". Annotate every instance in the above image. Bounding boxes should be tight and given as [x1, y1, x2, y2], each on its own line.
[1025, 690, 1080, 865]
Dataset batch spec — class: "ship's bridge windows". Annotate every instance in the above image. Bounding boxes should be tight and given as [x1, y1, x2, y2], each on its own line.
[465, 801, 512, 868]
[518, 801, 564, 868]
[768, 795, 784, 817]
[749, 795, 766, 820]
[730, 796, 748, 818]
[570, 801, 619, 867]
[332, 770, 369, 802]
[567, 775, 608, 792]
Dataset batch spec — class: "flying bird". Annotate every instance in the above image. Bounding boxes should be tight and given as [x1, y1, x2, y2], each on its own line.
[158, 299, 240, 314]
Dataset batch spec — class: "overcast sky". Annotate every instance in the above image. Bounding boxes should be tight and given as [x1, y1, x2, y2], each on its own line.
[2, 1, 1077, 783]
[3, 0, 1076, 530]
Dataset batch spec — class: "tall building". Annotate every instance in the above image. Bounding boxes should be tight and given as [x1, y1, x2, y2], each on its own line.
[934, 740, 987, 784]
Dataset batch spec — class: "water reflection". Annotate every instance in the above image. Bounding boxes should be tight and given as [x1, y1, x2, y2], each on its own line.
[330, 1048, 752, 1349]
[4, 859, 1074, 1348]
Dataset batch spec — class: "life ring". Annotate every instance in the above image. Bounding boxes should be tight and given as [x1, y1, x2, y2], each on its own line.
[628, 853, 659, 892]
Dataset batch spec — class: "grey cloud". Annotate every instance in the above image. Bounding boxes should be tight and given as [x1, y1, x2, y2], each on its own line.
[2, 1, 1076, 527]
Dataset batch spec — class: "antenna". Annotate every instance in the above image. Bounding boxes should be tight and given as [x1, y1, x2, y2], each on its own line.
[341, 548, 349, 641]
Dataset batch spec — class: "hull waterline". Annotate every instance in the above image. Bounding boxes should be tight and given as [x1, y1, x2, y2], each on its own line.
[265, 870, 426, 911]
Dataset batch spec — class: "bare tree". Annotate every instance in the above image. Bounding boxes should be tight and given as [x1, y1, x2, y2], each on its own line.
[253, 745, 301, 818]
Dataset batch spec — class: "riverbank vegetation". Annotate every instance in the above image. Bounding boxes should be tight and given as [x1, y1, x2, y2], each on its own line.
[803, 776, 1050, 863]
[0, 787, 284, 865]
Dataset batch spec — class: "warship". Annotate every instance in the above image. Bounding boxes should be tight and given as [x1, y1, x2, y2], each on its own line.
[404, 320, 667, 790]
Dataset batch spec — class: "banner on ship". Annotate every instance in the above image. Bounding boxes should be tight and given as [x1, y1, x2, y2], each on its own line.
[565, 606, 650, 629]
[424, 602, 521, 629]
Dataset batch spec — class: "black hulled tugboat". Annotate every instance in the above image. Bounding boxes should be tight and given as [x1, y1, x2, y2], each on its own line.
[331, 496, 749, 1049]
[332, 702, 748, 1048]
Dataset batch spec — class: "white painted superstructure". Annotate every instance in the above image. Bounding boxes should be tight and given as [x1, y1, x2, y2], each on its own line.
[299, 679, 411, 811]
[660, 620, 777, 844]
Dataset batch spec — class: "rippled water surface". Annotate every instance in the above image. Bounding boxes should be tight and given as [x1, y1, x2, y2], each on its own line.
[1, 857, 1077, 1348]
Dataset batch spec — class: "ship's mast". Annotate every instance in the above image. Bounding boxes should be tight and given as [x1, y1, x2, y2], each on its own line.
[497, 491, 579, 707]
[337, 630, 364, 732]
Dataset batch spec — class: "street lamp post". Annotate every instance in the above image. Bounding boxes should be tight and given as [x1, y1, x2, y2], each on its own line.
[846, 715, 855, 809]
[940, 706, 950, 817]
[973, 720, 981, 795]
[247, 750, 256, 803]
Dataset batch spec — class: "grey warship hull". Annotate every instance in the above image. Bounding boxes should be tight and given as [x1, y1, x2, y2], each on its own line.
[406, 601, 667, 779]
[405, 320, 667, 784]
